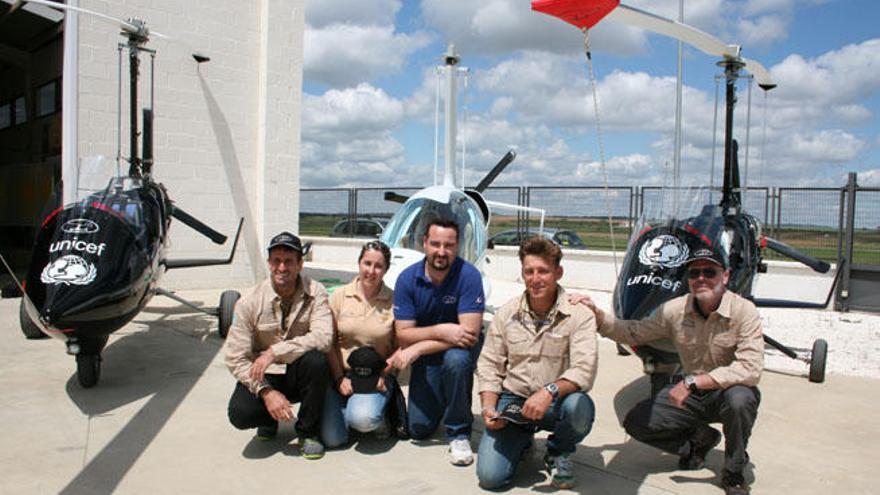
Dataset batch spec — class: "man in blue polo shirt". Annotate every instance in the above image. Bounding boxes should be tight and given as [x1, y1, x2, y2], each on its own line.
[393, 217, 485, 466]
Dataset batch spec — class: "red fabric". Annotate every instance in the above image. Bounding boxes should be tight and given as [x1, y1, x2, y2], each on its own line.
[531, 0, 620, 30]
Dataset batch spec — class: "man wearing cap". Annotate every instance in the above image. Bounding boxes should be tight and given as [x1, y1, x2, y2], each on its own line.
[586, 246, 763, 495]
[476, 236, 597, 490]
[224, 232, 333, 460]
[393, 217, 485, 466]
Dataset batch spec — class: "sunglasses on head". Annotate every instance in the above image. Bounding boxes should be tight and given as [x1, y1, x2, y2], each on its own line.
[687, 267, 720, 279]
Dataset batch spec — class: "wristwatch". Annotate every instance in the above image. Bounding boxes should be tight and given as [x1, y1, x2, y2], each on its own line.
[683, 374, 699, 393]
[544, 382, 560, 400]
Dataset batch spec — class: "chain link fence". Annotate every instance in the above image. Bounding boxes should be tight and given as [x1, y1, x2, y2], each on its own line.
[299, 184, 878, 266]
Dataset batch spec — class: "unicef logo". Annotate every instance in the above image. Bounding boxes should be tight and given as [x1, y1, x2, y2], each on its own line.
[61, 218, 100, 235]
[40, 255, 98, 286]
[638, 234, 689, 268]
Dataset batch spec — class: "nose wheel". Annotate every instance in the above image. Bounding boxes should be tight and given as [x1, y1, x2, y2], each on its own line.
[218, 290, 241, 338]
[808, 339, 828, 383]
[76, 353, 102, 388]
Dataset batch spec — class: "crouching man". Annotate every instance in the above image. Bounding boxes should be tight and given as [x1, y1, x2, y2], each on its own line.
[224, 232, 333, 459]
[476, 236, 597, 490]
[587, 247, 762, 495]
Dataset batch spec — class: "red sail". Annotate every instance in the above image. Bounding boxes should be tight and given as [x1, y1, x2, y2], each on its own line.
[531, 0, 620, 30]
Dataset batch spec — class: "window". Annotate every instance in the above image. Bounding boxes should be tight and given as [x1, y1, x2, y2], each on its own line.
[13, 96, 26, 125]
[36, 81, 58, 117]
[0, 103, 10, 130]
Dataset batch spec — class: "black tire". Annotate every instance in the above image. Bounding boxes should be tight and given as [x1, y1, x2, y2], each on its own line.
[76, 353, 102, 388]
[20, 299, 48, 339]
[809, 339, 828, 383]
[218, 290, 240, 339]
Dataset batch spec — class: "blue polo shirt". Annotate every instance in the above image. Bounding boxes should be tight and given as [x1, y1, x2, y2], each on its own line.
[393, 256, 485, 326]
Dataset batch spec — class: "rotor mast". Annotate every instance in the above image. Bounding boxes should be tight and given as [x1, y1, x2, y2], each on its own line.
[442, 44, 460, 187]
[720, 58, 745, 213]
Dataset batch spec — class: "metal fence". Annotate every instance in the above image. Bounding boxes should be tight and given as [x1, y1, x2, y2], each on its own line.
[299, 184, 880, 266]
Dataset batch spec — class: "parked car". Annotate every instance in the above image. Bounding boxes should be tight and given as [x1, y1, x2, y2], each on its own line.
[488, 228, 587, 249]
[329, 217, 389, 238]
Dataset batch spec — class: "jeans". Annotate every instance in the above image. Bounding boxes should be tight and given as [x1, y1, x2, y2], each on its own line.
[320, 374, 395, 448]
[227, 349, 329, 438]
[407, 336, 483, 441]
[476, 391, 596, 490]
[623, 383, 760, 473]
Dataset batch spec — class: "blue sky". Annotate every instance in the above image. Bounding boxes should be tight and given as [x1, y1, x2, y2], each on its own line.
[299, 0, 880, 189]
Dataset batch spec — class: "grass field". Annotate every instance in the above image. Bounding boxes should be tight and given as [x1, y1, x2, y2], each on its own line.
[300, 213, 879, 265]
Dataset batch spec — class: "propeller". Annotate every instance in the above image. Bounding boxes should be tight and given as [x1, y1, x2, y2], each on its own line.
[20, 0, 210, 63]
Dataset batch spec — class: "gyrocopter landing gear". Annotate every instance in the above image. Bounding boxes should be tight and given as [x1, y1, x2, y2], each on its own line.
[217, 290, 241, 339]
[19, 299, 49, 340]
[764, 335, 829, 384]
[69, 336, 109, 388]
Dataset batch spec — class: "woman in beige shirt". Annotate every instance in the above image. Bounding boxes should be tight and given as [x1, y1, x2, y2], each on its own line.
[321, 241, 399, 447]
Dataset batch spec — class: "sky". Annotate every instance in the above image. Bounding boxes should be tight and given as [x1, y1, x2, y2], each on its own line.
[299, 0, 880, 190]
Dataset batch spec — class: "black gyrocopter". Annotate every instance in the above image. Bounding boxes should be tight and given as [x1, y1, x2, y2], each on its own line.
[533, 0, 834, 388]
[3, 1, 243, 388]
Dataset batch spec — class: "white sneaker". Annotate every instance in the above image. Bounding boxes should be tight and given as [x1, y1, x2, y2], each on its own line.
[448, 438, 474, 466]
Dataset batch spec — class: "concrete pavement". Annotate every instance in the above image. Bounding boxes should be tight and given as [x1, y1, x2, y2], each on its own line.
[0, 279, 878, 494]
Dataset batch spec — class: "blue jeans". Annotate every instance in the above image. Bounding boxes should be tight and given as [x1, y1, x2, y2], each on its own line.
[408, 337, 482, 441]
[476, 391, 596, 490]
[320, 374, 394, 448]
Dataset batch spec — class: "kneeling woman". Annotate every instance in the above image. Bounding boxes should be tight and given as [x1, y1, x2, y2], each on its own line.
[322, 241, 399, 447]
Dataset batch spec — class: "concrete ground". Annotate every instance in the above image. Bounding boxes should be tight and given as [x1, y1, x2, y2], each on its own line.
[1, 270, 878, 494]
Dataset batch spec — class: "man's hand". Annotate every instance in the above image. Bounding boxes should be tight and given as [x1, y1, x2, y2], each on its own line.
[251, 348, 275, 382]
[337, 377, 353, 397]
[444, 323, 478, 348]
[568, 292, 603, 327]
[388, 347, 419, 370]
[522, 389, 553, 421]
[482, 407, 506, 431]
[376, 375, 387, 393]
[668, 381, 691, 409]
[262, 389, 293, 422]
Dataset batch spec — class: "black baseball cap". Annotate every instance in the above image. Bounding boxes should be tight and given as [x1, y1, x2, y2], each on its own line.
[496, 403, 534, 425]
[347, 346, 387, 394]
[688, 247, 728, 269]
[267, 231, 303, 254]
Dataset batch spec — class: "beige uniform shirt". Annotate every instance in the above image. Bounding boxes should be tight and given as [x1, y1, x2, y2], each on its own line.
[224, 275, 332, 395]
[599, 290, 764, 388]
[477, 287, 598, 398]
[330, 277, 395, 369]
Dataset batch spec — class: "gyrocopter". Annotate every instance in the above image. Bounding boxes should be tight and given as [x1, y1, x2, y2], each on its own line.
[533, 0, 833, 388]
[2, 0, 244, 388]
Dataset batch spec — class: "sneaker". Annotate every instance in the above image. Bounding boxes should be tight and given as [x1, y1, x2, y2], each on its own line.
[448, 438, 474, 466]
[300, 437, 325, 460]
[547, 453, 575, 489]
[721, 469, 750, 495]
[679, 426, 722, 470]
[255, 423, 278, 440]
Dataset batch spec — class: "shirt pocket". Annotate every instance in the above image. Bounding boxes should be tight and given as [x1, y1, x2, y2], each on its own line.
[541, 333, 568, 360]
[507, 332, 534, 359]
[711, 330, 738, 362]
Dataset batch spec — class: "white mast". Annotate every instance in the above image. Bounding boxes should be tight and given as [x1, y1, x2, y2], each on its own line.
[442, 44, 459, 187]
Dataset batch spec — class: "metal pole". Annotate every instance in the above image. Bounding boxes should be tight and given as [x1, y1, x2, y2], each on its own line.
[128, 40, 139, 176]
[442, 44, 459, 187]
[672, 0, 683, 195]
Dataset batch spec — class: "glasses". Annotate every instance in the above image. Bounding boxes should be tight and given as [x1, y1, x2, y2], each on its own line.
[687, 267, 720, 280]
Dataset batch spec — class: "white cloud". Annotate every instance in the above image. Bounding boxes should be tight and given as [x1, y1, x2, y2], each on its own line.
[304, 24, 431, 88]
[305, 0, 401, 28]
[302, 83, 405, 142]
[859, 168, 880, 186]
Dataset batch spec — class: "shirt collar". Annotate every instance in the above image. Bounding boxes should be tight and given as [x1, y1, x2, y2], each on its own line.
[685, 289, 732, 319]
[266, 273, 311, 303]
[517, 286, 569, 324]
[345, 276, 392, 302]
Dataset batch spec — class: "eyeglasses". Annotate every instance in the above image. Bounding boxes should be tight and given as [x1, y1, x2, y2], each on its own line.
[687, 267, 720, 280]
[364, 240, 388, 250]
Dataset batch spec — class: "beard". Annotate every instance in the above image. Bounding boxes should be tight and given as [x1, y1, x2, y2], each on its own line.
[428, 254, 451, 271]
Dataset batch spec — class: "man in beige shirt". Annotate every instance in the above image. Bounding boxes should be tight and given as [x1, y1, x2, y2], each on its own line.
[224, 232, 332, 459]
[588, 247, 762, 495]
[476, 237, 597, 490]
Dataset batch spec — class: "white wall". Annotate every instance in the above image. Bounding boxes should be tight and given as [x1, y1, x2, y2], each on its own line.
[74, 0, 305, 289]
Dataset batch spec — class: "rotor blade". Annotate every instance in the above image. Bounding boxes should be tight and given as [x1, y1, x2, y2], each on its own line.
[21, 0, 137, 31]
[171, 205, 228, 244]
[473, 150, 517, 193]
[384, 191, 409, 204]
[606, 4, 775, 88]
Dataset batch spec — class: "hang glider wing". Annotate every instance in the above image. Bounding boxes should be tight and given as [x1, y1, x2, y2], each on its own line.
[531, 0, 620, 30]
